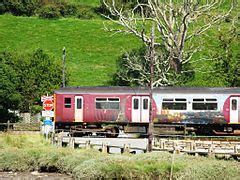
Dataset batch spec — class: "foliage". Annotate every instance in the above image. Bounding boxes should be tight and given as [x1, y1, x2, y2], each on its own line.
[0, 133, 239, 179]
[0, 0, 100, 19]
[0, 49, 63, 118]
[112, 46, 194, 87]
[38, 4, 61, 19]
[97, 0, 147, 17]
[207, 27, 240, 86]
[0, 0, 42, 16]
[76, 5, 98, 19]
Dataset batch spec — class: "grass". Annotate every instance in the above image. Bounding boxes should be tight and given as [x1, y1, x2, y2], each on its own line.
[0, 3, 239, 87]
[0, 133, 239, 179]
[0, 14, 141, 86]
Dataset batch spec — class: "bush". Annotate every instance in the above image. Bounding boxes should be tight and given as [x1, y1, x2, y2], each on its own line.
[38, 4, 61, 19]
[59, 3, 78, 17]
[0, 0, 41, 16]
[0, 0, 99, 19]
[76, 5, 97, 19]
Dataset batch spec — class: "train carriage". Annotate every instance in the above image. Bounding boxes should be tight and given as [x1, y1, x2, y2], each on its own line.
[54, 86, 240, 136]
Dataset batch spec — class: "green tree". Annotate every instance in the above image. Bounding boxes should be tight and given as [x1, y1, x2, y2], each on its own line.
[0, 49, 64, 121]
[207, 27, 240, 87]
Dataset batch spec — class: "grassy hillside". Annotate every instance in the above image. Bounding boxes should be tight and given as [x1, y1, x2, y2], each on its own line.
[0, 15, 141, 86]
[0, 0, 239, 87]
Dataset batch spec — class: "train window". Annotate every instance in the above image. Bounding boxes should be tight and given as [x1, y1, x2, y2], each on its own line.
[96, 98, 107, 101]
[193, 99, 204, 102]
[133, 99, 139, 110]
[77, 98, 82, 109]
[206, 103, 218, 110]
[96, 98, 120, 110]
[192, 103, 218, 110]
[206, 99, 217, 101]
[163, 98, 173, 101]
[108, 98, 119, 102]
[232, 99, 237, 111]
[162, 102, 186, 110]
[192, 103, 205, 110]
[64, 98, 71, 108]
[107, 98, 120, 109]
[96, 98, 107, 109]
[175, 98, 186, 101]
[143, 99, 148, 110]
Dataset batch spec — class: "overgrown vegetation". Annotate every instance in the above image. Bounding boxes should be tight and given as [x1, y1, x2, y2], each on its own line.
[0, 49, 63, 121]
[0, 0, 100, 19]
[0, 133, 239, 179]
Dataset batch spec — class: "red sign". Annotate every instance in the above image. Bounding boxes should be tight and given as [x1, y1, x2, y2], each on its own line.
[43, 99, 54, 111]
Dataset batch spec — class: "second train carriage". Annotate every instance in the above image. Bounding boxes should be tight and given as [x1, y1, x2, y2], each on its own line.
[54, 86, 240, 136]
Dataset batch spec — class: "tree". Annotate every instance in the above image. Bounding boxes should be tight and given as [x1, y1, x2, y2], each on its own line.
[113, 46, 194, 86]
[103, 0, 234, 83]
[0, 49, 64, 121]
[208, 25, 240, 86]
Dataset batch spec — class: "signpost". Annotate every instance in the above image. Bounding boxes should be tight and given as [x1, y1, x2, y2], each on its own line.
[41, 95, 54, 137]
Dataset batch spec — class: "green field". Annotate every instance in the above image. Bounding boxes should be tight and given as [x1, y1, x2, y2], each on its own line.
[0, 0, 239, 87]
[0, 15, 141, 86]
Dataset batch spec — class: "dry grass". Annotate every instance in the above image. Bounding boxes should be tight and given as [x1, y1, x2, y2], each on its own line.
[0, 133, 239, 179]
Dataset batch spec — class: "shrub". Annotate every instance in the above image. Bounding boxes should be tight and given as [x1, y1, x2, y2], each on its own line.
[0, 0, 41, 16]
[76, 5, 97, 19]
[38, 4, 61, 19]
[59, 3, 78, 17]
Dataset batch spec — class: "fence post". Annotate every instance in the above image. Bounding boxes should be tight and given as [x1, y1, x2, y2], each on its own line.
[51, 132, 55, 145]
[57, 133, 63, 147]
[170, 150, 175, 180]
[86, 140, 91, 149]
[69, 137, 75, 149]
[208, 144, 214, 156]
[102, 143, 108, 153]
[7, 120, 10, 131]
[234, 145, 239, 154]
[123, 144, 130, 153]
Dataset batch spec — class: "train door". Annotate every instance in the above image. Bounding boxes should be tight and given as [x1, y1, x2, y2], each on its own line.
[229, 97, 239, 123]
[132, 96, 150, 123]
[74, 96, 83, 122]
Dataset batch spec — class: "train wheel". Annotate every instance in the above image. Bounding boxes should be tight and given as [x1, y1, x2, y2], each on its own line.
[105, 127, 119, 138]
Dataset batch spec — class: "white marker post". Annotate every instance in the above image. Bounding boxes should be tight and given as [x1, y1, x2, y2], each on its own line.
[41, 95, 54, 138]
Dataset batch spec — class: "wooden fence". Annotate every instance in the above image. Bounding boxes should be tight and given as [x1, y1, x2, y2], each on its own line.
[52, 133, 240, 159]
[153, 138, 240, 158]
[0, 121, 41, 131]
[52, 133, 143, 154]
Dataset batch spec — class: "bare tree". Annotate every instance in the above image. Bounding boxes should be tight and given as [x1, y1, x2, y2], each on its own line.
[114, 46, 177, 86]
[103, 0, 234, 74]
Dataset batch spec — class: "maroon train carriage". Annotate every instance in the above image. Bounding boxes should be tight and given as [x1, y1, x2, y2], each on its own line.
[54, 86, 240, 136]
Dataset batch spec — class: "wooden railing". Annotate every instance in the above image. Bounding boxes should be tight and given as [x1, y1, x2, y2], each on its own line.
[51, 132, 240, 159]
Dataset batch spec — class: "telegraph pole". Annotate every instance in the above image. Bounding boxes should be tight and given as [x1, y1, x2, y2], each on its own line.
[62, 47, 66, 87]
[148, 25, 155, 152]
